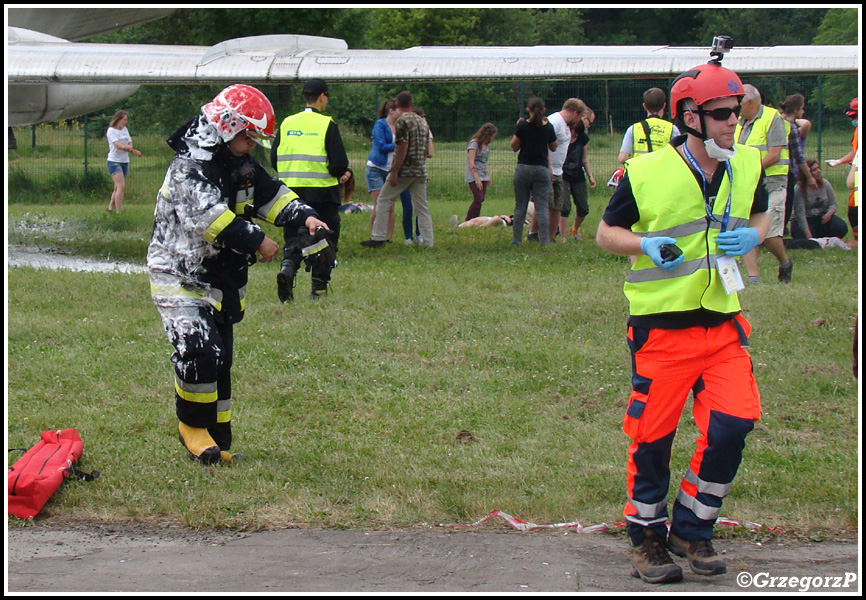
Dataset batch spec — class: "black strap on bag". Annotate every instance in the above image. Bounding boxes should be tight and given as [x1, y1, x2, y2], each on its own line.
[640, 120, 654, 153]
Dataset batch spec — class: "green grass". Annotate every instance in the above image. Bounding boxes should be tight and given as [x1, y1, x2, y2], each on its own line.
[6, 183, 859, 534]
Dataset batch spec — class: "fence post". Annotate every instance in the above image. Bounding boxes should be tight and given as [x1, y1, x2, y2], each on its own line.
[816, 76, 823, 164]
[83, 114, 89, 197]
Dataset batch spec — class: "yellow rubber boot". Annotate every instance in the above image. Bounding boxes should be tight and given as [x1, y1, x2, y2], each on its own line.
[178, 422, 222, 465]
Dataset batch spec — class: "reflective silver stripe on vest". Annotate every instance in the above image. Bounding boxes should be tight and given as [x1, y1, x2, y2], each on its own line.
[216, 399, 231, 414]
[277, 171, 334, 180]
[684, 468, 733, 498]
[277, 154, 328, 163]
[626, 256, 719, 284]
[676, 489, 722, 521]
[631, 216, 751, 240]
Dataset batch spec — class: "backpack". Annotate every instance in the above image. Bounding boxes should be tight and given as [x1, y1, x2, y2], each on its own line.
[8, 428, 99, 519]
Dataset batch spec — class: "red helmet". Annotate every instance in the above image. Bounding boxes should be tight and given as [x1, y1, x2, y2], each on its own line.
[202, 84, 276, 148]
[607, 167, 625, 187]
[670, 63, 744, 119]
[845, 97, 858, 117]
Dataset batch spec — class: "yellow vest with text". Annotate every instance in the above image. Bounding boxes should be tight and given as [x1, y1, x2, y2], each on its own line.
[624, 143, 762, 316]
[631, 117, 674, 155]
[735, 106, 790, 177]
[276, 110, 338, 188]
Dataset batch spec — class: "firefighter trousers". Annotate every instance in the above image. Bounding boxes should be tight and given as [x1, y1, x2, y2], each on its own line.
[623, 314, 761, 545]
[156, 302, 234, 451]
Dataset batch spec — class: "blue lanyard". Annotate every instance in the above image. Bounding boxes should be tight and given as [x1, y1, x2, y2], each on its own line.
[682, 143, 733, 233]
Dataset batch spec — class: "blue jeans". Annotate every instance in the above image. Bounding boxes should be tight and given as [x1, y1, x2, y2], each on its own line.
[512, 164, 551, 245]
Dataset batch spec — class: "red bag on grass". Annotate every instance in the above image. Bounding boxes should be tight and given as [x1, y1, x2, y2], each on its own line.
[8, 428, 98, 519]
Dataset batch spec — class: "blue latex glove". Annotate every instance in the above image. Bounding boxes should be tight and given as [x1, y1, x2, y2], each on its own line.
[716, 227, 759, 256]
[640, 236, 684, 271]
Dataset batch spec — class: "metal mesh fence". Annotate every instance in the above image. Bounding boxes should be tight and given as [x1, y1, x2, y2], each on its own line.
[8, 75, 857, 206]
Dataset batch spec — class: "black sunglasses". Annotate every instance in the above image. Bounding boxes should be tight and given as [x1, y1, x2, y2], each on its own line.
[695, 105, 742, 121]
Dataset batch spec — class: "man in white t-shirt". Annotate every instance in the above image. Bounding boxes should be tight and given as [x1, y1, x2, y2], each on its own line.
[541, 98, 585, 242]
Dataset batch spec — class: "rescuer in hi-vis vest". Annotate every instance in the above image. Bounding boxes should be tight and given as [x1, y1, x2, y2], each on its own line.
[617, 87, 680, 165]
[597, 36, 770, 584]
[147, 85, 328, 464]
[271, 78, 351, 302]
[735, 84, 793, 284]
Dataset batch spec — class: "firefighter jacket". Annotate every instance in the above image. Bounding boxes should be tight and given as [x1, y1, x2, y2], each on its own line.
[624, 142, 762, 317]
[148, 116, 318, 324]
[631, 116, 674, 155]
[735, 106, 790, 177]
[275, 109, 340, 189]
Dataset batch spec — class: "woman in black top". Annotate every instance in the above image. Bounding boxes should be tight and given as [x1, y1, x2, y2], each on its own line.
[511, 98, 557, 245]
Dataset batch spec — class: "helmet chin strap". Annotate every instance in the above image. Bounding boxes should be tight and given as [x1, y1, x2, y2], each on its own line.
[676, 110, 736, 160]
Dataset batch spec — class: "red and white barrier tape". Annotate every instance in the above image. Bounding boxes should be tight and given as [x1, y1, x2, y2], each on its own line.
[449, 509, 789, 534]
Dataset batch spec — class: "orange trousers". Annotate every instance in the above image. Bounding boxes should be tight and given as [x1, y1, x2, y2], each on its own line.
[622, 314, 761, 544]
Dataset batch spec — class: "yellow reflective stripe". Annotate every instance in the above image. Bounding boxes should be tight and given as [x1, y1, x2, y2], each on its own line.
[235, 200, 251, 217]
[175, 380, 217, 404]
[204, 209, 237, 243]
[264, 193, 293, 224]
[216, 399, 231, 423]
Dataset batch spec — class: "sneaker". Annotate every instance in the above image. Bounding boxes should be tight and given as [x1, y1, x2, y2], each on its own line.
[449, 215, 459, 227]
[527, 232, 539, 243]
[405, 238, 414, 245]
[276, 263, 296, 303]
[667, 533, 727, 576]
[178, 422, 222, 465]
[778, 259, 793, 283]
[631, 530, 684, 584]
[748, 275, 762, 285]
[360, 239, 385, 248]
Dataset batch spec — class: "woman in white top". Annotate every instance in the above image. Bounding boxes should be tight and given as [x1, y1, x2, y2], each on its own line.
[106, 111, 141, 212]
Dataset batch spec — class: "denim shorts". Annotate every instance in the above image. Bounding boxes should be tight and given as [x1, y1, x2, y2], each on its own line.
[365, 164, 389, 192]
[107, 161, 129, 178]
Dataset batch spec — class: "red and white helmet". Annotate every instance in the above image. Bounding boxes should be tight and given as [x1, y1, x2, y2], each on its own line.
[845, 97, 858, 118]
[201, 84, 276, 148]
[607, 167, 625, 187]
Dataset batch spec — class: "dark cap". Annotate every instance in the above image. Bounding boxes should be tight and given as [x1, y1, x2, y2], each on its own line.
[303, 78, 330, 96]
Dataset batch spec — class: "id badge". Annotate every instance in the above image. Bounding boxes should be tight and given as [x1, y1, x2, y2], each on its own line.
[717, 256, 744, 295]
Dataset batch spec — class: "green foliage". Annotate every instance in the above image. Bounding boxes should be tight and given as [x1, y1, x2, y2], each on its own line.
[695, 8, 828, 46]
[808, 8, 859, 112]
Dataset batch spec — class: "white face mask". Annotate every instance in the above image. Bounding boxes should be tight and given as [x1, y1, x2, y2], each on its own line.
[705, 138, 737, 161]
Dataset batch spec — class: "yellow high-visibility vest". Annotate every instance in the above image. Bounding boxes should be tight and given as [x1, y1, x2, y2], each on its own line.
[276, 110, 338, 188]
[735, 106, 790, 177]
[624, 143, 762, 316]
[631, 117, 674, 155]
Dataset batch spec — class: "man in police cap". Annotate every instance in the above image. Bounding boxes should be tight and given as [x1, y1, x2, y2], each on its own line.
[272, 78, 351, 301]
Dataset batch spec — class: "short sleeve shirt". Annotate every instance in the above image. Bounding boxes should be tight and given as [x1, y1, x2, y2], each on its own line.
[514, 119, 556, 166]
[395, 111, 429, 178]
[107, 127, 132, 163]
[464, 139, 490, 183]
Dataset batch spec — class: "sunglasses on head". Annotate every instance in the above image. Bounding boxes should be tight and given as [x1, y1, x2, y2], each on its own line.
[693, 104, 742, 121]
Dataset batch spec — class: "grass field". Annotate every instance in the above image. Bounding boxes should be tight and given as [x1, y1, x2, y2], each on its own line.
[7, 166, 859, 537]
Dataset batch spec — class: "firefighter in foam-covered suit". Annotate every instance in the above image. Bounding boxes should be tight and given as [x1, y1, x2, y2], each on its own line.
[147, 84, 328, 464]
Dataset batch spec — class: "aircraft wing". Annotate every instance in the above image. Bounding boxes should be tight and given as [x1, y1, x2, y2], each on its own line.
[8, 33, 860, 85]
[7, 7, 178, 41]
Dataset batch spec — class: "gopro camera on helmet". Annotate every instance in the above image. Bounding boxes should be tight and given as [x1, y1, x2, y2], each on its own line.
[709, 36, 734, 65]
